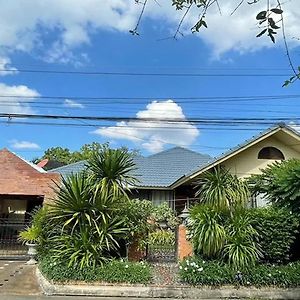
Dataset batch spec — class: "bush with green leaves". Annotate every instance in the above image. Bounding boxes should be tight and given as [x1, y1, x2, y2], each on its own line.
[179, 257, 300, 287]
[248, 206, 299, 263]
[188, 205, 226, 258]
[223, 213, 262, 270]
[39, 255, 151, 284]
[195, 166, 250, 215]
[19, 206, 50, 244]
[151, 202, 180, 229]
[148, 229, 175, 247]
[48, 173, 129, 269]
[249, 159, 300, 214]
[188, 205, 262, 269]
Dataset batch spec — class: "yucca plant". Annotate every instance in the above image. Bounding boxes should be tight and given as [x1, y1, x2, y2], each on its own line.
[48, 172, 128, 268]
[188, 206, 226, 258]
[86, 148, 137, 199]
[195, 166, 250, 215]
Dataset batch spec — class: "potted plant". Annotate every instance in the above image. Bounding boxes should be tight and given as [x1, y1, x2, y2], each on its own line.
[19, 225, 40, 265]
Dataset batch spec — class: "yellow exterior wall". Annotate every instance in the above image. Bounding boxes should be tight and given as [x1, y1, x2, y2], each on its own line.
[223, 136, 300, 178]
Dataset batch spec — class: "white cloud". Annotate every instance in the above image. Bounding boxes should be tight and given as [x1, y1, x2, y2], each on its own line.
[9, 139, 41, 150]
[0, 57, 18, 76]
[92, 100, 199, 153]
[0, 1, 298, 63]
[64, 99, 85, 108]
[0, 83, 40, 114]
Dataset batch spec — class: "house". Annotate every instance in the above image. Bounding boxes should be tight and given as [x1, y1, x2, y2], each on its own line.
[49, 147, 212, 210]
[50, 123, 300, 211]
[0, 149, 60, 221]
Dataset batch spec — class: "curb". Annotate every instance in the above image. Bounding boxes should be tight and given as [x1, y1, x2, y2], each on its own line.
[36, 269, 300, 299]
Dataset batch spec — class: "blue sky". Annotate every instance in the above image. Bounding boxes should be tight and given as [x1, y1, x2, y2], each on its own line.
[0, 0, 299, 160]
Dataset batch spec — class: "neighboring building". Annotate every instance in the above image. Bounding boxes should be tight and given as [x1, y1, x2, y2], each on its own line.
[37, 158, 66, 171]
[50, 123, 300, 211]
[0, 149, 60, 221]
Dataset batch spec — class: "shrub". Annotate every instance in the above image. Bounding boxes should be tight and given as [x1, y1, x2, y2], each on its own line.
[248, 206, 299, 263]
[39, 255, 151, 284]
[188, 205, 226, 258]
[195, 166, 250, 214]
[19, 206, 50, 245]
[148, 230, 175, 247]
[179, 257, 300, 287]
[223, 213, 262, 270]
[249, 159, 300, 214]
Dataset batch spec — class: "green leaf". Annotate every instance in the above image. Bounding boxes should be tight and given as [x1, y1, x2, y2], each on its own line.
[256, 11, 267, 20]
[256, 28, 267, 38]
[270, 8, 283, 14]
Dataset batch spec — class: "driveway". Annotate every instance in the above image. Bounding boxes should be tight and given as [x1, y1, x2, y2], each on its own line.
[0, 260, 41, 295]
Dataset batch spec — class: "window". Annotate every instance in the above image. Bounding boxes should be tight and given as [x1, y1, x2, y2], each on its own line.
[258, 147, 285, 160]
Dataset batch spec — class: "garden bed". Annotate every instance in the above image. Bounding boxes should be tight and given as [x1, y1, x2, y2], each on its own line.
[37, 268, 300, 299]
[179, 257, 300, 288]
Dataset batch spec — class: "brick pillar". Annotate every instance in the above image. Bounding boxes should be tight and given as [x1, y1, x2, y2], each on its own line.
[177, 224, 193, 261]
[128, 239, 146, 261]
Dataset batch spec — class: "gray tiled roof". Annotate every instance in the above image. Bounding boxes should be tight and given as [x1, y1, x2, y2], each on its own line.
[50, 147, 212, 188]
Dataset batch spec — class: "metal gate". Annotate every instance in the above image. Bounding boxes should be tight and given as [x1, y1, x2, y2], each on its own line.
[0, 218, 28, 259]
[146, 228, 177, 262]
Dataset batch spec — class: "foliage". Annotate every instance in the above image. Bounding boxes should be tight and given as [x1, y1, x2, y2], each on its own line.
[179, 257, 234, 286]
[151, 202, 180, 229]
[148, 229, 175, 247]
[179, 257, 300, 287]
[118, 199, 154, 250]
[120, 200, 178, 250]
[195, 166, 250, 214]
[19, 225, 40, 244]
[32, 142, 108, 164]
[172, 1, 282, 41]
[249, 159, 300, 214]
[87, 147, 137, 199]
[223, 213, 262, 270]
[19, 207, 49, 244]
[48, 173, 128, 269]
[188, 205, 226, 258]
[189, 204, 261, 268]
[248, 206, 299, 263]
[39, 255, 151, 284]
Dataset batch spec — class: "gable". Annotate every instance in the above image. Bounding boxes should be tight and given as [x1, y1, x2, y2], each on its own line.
[171, 124, 300, 187]
[0, 149, 60, 199]
[222, 135, 300, 178]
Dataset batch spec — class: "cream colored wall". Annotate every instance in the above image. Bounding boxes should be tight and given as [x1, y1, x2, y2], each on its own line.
[223, 136, 300, 178]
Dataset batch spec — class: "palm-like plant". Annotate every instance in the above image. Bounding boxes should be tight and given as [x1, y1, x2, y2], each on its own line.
[195, 166, 250, 214]
[86, 148, 137, 199]
[223, 213, 262, 270]
[188, 206, 227, 257]
[48, 173, 128, 268]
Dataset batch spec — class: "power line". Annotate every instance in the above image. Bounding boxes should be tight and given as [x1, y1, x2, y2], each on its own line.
[0, 68, 292, 77]
[0, 94, 299, 103]
[0, 112, 298, 125]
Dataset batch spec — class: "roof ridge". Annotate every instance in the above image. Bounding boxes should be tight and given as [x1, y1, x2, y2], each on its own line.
[6, 149, 46, 173]
[147, 146, 207, 158]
